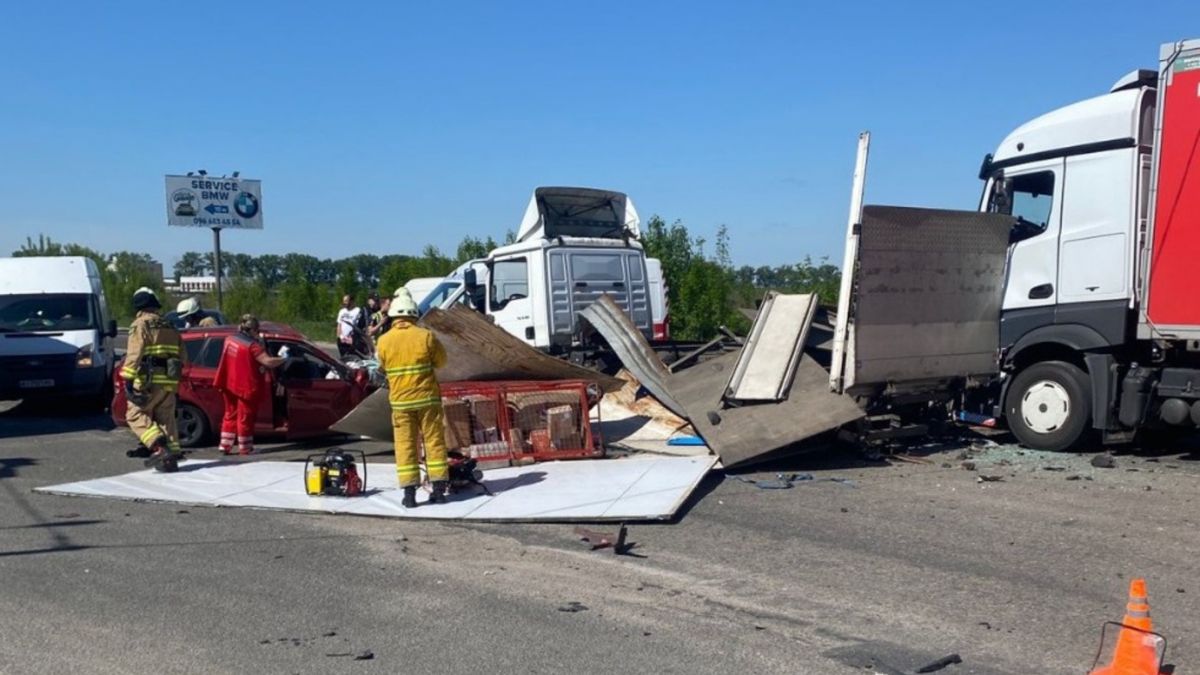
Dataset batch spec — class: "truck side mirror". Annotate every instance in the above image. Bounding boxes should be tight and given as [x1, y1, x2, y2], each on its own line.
[463, 269, 477, 288]
[106, 319, 118, 338]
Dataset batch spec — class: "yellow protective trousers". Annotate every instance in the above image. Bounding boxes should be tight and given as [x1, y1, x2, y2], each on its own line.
[391, 405, 449, 488]
[126, 386, 179, 452]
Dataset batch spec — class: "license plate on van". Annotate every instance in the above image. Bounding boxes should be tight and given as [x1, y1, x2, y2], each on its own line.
[18, 379, 55, 389]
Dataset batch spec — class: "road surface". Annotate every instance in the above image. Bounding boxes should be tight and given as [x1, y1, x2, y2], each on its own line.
[1, 401, 1197, 674]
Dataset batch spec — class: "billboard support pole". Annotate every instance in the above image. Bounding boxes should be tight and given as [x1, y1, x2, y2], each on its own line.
[212, 227, 224, 313]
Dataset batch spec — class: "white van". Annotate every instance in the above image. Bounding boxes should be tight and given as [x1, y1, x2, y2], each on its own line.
[403, 277, 444, 306]
[0, 256, 118, 406]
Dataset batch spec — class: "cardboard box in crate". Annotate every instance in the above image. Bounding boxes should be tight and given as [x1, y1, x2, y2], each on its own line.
[465, 394, 500, 429]
[442, 399, 473, 449]
[508, 392, 581, 434]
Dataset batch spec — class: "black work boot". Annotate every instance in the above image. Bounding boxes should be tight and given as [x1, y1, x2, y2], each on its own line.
[143, 441, 171, 470]
[401, 486, 418, 509]
[428, 481, 448, 504]
[126, 444, 151, 458]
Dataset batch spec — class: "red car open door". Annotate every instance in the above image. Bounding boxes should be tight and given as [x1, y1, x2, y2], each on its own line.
[271, 343, 359, 439]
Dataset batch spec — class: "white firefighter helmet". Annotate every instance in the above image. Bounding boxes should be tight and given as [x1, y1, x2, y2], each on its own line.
[176, 297, 201, 318]
[388, 288, 419, 318]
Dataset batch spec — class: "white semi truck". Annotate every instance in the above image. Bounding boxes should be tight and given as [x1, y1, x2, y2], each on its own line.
[832, 38, 1200, 452]
[421, 187, 667, 355]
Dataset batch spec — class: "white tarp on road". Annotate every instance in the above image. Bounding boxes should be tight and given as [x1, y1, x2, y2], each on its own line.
[35, 455, 717, 522]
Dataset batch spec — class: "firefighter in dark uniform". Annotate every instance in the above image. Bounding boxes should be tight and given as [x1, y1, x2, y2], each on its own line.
[122, 287, 186, 472]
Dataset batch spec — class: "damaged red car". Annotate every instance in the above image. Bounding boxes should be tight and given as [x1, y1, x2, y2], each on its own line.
[112, 323, 374, 447]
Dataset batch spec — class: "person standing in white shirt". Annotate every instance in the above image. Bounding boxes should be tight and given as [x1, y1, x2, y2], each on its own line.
[335, 294, 366, 361]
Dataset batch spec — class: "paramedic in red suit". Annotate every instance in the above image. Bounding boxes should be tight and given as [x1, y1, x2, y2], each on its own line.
[214, 315, 286, 455]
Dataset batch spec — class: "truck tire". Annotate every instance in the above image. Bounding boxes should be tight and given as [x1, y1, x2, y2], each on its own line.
[1005, 361, 1091, 452]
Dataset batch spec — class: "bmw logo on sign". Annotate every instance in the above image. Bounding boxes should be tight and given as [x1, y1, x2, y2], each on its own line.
[234, 191, 259, 219]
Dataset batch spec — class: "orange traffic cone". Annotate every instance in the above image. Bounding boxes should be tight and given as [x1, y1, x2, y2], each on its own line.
[1089, 578, 1163, 675]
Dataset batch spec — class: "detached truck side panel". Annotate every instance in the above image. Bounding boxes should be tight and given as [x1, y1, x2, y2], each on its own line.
[1146, 42, 1200, 328]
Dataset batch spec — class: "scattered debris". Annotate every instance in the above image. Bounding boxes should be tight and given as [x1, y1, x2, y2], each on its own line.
[1091, 453, 1117, 469]
[976, 475, 1004, 483]
[673, 350, 864, 468]
[733, 473, 812, 489]
[176, 509, 189, 514]
[916, 653, 963, 673]
[1043, 466, 1067, 472]
[558, 602, 589, 613]
[1066, 475, 1094, 482]
[354, 651, 374, 661]
[731, 473, 857, 489]
[891, 453, 933, 465]
[961, 461, 976, 471]
[579, 295, 687, 417]
[574, 525, 637, 555]
[723, 292, 816, 403]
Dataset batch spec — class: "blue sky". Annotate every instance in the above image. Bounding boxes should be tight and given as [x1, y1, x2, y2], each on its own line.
[1, 1, 1195, 274]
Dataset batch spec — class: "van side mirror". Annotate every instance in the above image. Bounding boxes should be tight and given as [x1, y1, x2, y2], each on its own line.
[106, 319, 118, 338]
[463, 269, 477, 288]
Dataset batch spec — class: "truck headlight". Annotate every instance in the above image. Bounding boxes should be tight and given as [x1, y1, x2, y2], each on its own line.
[76, 345, 94, 368]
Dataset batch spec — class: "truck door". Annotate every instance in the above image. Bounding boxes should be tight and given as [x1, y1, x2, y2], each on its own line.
[990, 159, 1064, 311]
[487, 256, 535, 345]
[1057, 151, 1135, 305]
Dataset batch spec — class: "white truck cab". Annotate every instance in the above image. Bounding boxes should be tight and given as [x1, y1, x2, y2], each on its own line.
[968, 39, 1200, 449]
[424, 187, 660, 354]
[0, 256, 119, 406]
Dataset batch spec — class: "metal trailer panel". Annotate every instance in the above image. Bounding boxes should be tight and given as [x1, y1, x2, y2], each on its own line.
[850, 206, 1014, 387]
[673, 351, 864, 468]
[1144, 41, 1200, 331]
[578, 294, 687, 418]
[830, 132, 871, 393]
[724, 292, 817, 402]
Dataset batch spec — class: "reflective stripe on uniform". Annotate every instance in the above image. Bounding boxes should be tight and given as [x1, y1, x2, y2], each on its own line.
[389, 396, 441, 411]
[384, 364, 433, 375]
[139, 426, 165, 446]
[143, 345, 180, 356]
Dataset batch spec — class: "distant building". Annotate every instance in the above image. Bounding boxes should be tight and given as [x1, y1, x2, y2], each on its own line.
[178, 276, 230, 294]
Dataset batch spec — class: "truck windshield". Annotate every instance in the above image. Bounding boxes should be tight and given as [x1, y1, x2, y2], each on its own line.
[0, 294, 96, 332]
[417, 281, 461, 314]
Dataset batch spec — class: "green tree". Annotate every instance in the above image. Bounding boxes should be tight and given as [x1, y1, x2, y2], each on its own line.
[223, 277, 272, 321]
[454, 235, 498, 264]
[174, 251, 209, 278]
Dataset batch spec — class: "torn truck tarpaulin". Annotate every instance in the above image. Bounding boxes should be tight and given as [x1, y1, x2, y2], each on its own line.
[421, 305, 622, 392]
[673, 351, 864, 468]
[579, 294, 686, 417]
[724, 292, 817, 402]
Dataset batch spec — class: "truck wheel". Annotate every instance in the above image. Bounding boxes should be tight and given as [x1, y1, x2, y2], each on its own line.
[1005, 361, 1091, 452]
[175, 403, 210, 448]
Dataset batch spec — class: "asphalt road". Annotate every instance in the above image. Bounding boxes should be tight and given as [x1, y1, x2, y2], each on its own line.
[1, 400, 1198, 674]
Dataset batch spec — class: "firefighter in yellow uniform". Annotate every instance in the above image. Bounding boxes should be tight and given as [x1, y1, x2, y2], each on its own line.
[122, 288, 185, 472]
[375, 289, 448, 508]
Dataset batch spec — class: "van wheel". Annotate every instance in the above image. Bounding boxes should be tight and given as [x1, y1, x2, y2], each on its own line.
[1005, 361, 1091, 452]
[176, 403, 210, 448]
